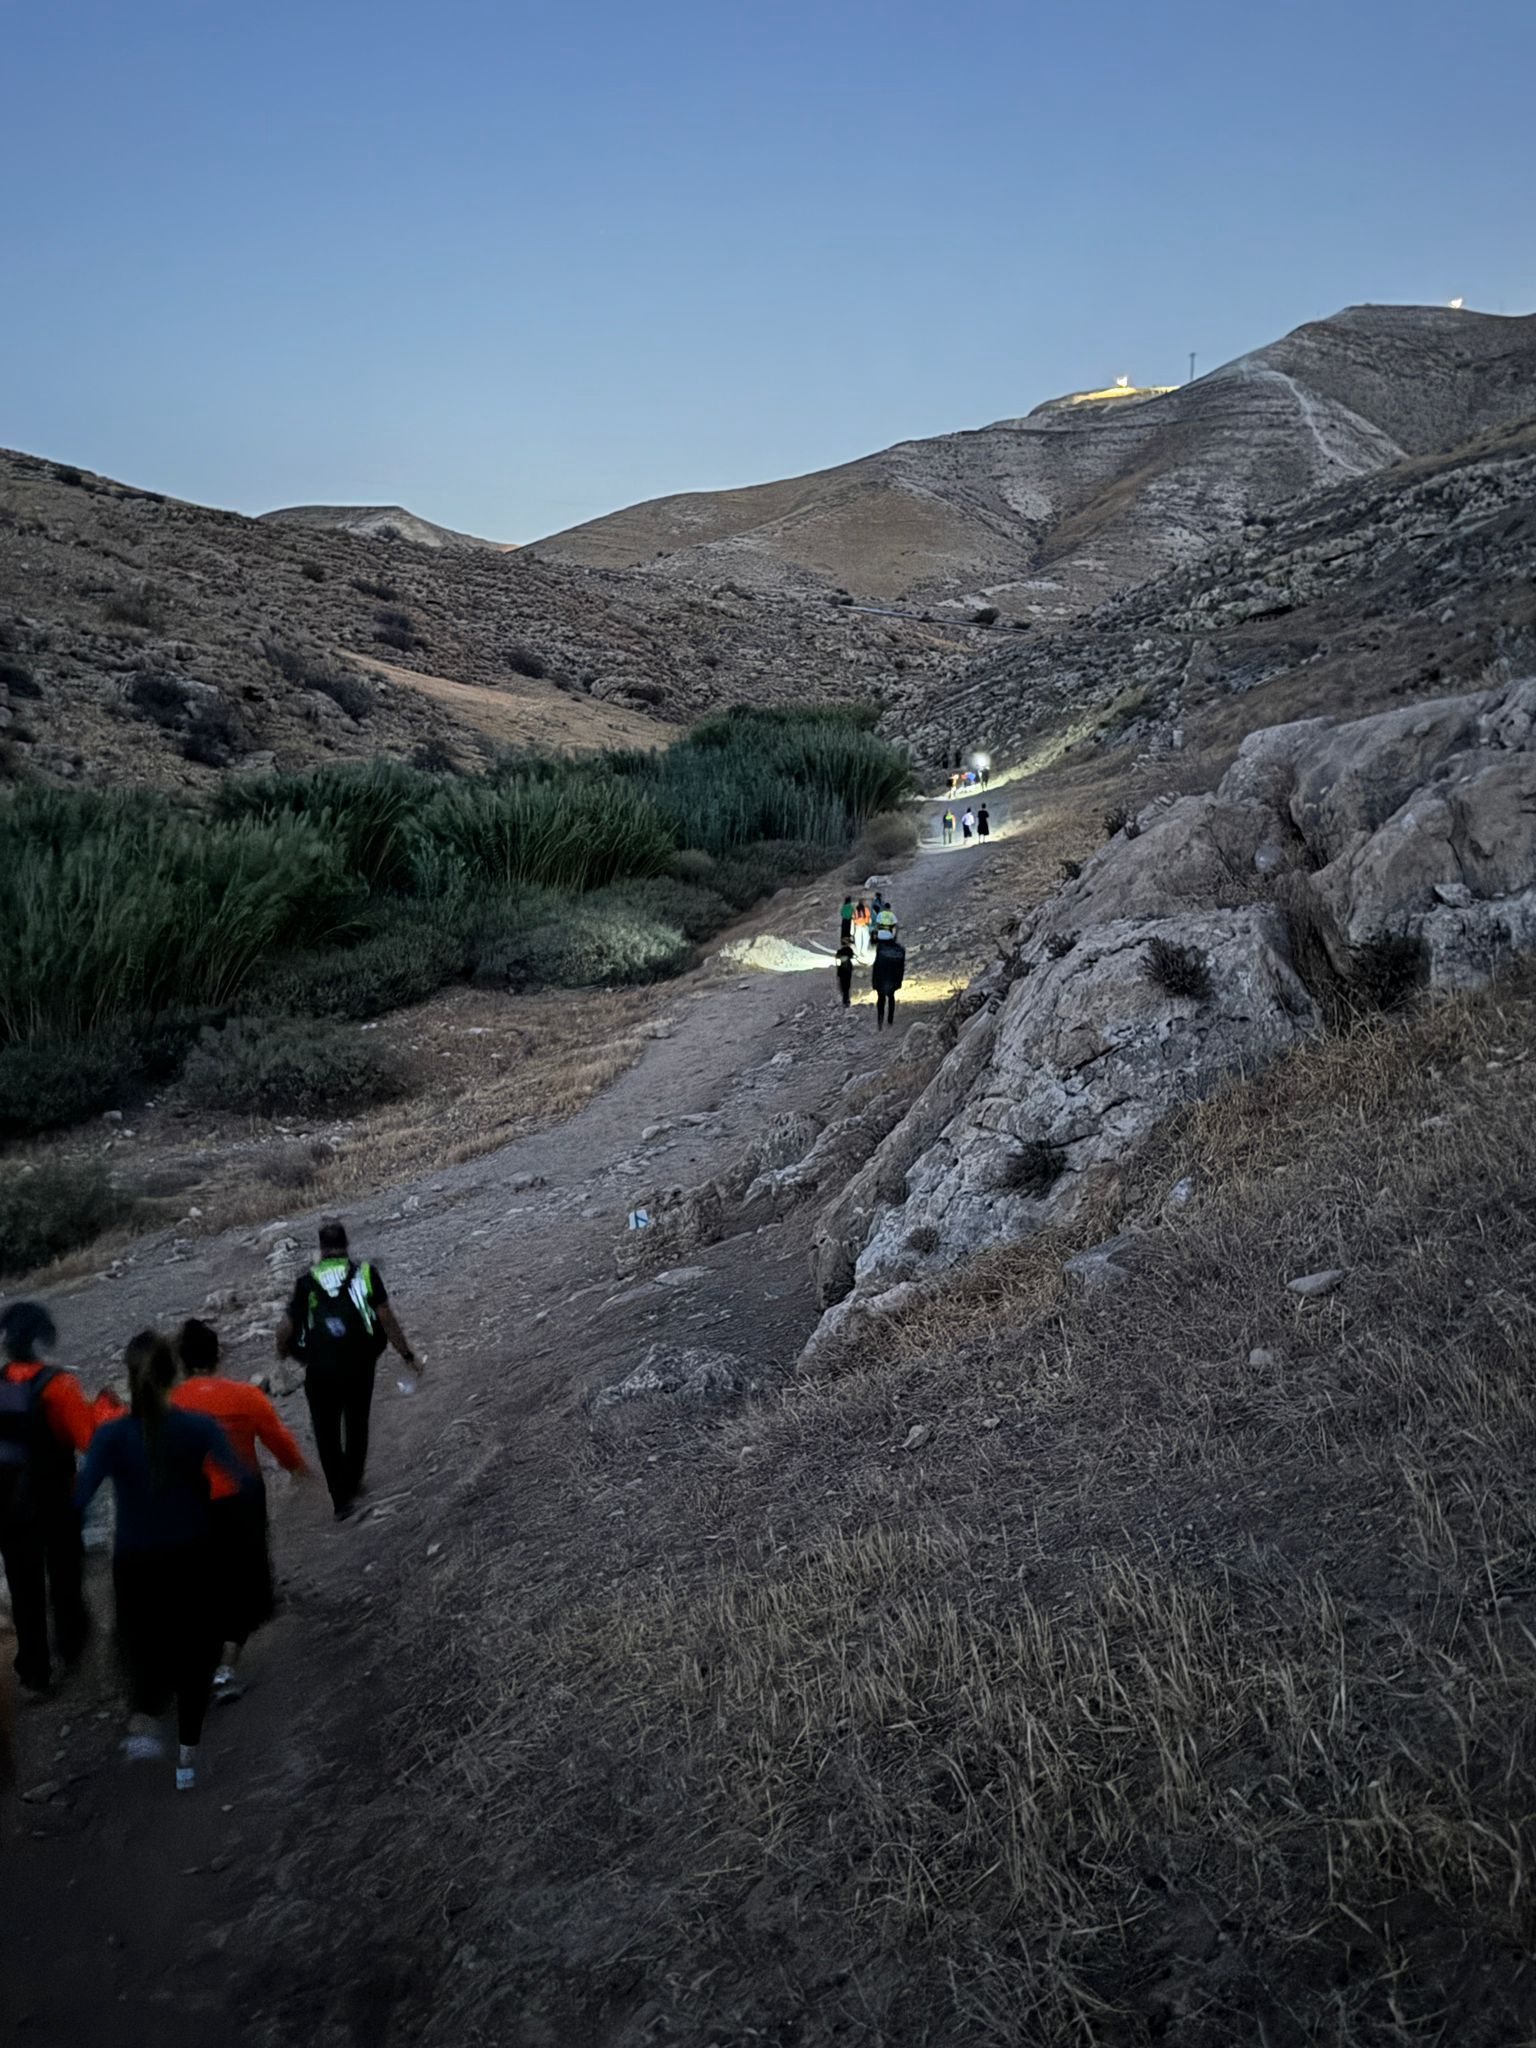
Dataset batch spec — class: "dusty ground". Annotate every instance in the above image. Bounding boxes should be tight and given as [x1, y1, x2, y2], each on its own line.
[0, 779, 1029, 2046]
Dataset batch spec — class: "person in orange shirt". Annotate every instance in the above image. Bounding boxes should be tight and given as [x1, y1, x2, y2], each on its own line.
[170, 1318, 308, 1701]
[0, 1301, 98, 1693]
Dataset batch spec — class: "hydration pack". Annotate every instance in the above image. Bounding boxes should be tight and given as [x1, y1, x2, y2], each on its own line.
[294, 1262, 387, 1373]
[0, 1366, 66, 1523]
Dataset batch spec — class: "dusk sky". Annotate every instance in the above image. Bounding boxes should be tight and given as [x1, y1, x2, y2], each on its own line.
[4, 0, 1532, 541]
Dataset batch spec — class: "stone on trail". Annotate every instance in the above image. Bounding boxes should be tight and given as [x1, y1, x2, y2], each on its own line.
[1287, 1269, 1346, 1298]
[592, 1344, 743, 1409]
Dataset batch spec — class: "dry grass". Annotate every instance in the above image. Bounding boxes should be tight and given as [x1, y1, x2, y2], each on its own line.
[343, 967, 1536, 2045]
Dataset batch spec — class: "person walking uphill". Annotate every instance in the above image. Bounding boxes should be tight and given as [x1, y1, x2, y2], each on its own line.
[839, 895, 855, 945]
[834, 937, 855, 1008]
[76, 1331, 248, 1791]
[172, 1319, 308, 1701]
[961, 807, 976, 843]
[0, 1302, 96, 1695]
[276, 1219, 418, 1521]
[870, 934, 906, 1031]
[977, 802, 991, 842]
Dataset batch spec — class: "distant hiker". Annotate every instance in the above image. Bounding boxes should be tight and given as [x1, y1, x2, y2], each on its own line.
[948, 772, 960, 799]
[871, 936, 906, 1031]
[942, 809, 955, 845]
[873, 903, 897, 942]
[834, 938, 854, 1008]
[276, 1219, 418, 1521]
[839, 895, 854, 944]
[0, 1302, 97, 1696]
[961, 808, 976, 842]
[981, 765, 991, 789]
[76, 1330, 247, 1792]
[852, 899, 873, 964]
[172, 1319, 308, 1702]
[977, 803, 991, 841]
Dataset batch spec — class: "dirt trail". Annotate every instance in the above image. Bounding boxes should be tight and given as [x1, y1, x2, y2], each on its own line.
[1, 796, 1027, 2046]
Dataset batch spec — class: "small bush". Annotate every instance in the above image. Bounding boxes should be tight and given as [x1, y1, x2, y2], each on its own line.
[673, 848, 717, 884]
[310, 669, 374, 721]
[300, 560, 326, 583]
[103, 588, 168, 632]
[179, 1017, 407, 1119]
[0, 1162, 128, 1278]
[1044, 931, 1077, 960]
[905, 1223, 940, 1254]
[1000, 1139, 1067, 1197]
[352, 576, 398, 601]
[594, 875, 732, 944]
[0, 657, 41, 699]
[1103, 803, 1140, 840]
[0, 1034, 135, 1140]
[52, 465, 87, 489]
[373, 607, 419, 652]
[624, 680, 667, 706]
[855, 810, 920, 866]
[127, 672, 189, 728]
[1143, 936, 1213, 1001]
[475, 901, 693, 991]
[1058, 858, 1083, 882]
[505, 645, 548, 680]
[973, 605, 1000, 627]
[410, 738, 460, 775]
[181, 699, 243, 766]
[250, 909, 470, 1022]
[1352, 932, 1428, 1012]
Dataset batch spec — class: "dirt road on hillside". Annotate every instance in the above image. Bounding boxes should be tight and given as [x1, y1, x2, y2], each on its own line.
[1, 794, 1032, 2047]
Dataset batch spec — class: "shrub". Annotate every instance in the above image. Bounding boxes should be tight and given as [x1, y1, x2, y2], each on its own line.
[352, 576, 398, 601]
[1143, 936, 1213, 1001]
[1043, 931, 1077, 959]
[592, 875, 732, 945]
[1103, 803, 1140, 839]
[300, 560, 326, 583]
[624, 680, 667, 706]
[1352, 932, 1428, 1012]
[181, 699, 243, 766]
[0, 1162, 127, 1278]
[410, 738, 460, 775]
[179, 1017, 407, 1119]
[505, 645, 548, 680]
[673, 848, 717, 884]
[0, 1034, 134, 1140]
[310, 669, 374, 720]
[0, 657, 41, 699]
[127, 672, 188, 729]
[421, 772, 676, 894]
[220, 760, 427, 890]
[475, 902, 693, 991]
[1058, 858, 1083, 881]
[373, 607, 419, 652]
[1000, 1139, 1067, 1197]
[52, 464, 86, 488]
[103, 586, 167, 631]
[854, 810, 919, 866]
[973, 605, 1000, 626]
[249, 899, 472, 1021]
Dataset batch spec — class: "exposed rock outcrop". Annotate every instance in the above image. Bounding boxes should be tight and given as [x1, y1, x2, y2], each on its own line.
[802, 674, 1536, 1346]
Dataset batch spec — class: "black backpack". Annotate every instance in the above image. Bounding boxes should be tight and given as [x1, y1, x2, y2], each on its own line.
[0, 1366, 69, 1523]
[295, 1262, 386, 1373]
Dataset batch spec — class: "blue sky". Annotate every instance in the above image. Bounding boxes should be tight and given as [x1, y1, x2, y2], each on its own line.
[3, 0, 1532, 540]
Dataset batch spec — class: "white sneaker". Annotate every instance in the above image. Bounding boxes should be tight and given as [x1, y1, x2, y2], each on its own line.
[176, 1744, 199, 1792]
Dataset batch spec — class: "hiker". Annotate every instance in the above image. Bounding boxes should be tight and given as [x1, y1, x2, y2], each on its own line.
[834, 938, 854, 1008]
[942, 809, 955, 845]
[977, 803, 991, 842]
[948, 772, 960, 799]
[873, 902, 898, 942]
[172, 1319, 308, 1702]
[0, 1302, 97, 1695]
[76, 1330, 248, 1791]
[871, 935, 906, 1031]
[276, 1220, 418, 1521]
[852, 899, 873, 964]
[961, 807, 976, 843]
[839, 895, 855, 944]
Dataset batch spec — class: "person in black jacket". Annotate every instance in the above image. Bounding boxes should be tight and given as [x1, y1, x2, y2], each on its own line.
[870, 936, 906, 1031]
[834, 938, 855, 1008]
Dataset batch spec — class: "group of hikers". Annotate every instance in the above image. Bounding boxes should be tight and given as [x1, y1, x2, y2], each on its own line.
[941, 802, 990, 847]
[835, 892, 906, 1028]
[0, 1220, 417, 1795]
[947, 764, 988, 796]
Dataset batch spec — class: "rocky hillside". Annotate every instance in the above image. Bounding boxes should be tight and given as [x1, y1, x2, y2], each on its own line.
[894, 414, 1536, 780]
[258, 503, 504, 550]
[529, 306, 1536, 613]
[0, 448, 965, 789]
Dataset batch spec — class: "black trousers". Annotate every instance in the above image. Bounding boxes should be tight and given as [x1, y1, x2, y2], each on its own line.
[0, 1500, 89, 1690]
[836, 967, 852, 1007]
[113, 1545, 220, 1746]
[305, 1362, 377, 1510]
[875, 988, 897, 1028]
[207, 1486, 274, 1646]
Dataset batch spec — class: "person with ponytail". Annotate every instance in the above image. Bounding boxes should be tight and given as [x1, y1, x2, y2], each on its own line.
[74, 1330, 247, 1792]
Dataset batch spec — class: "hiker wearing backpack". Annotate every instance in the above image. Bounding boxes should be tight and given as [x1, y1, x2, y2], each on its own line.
[0, 1302, 97, 1695]
[275, 1220, 418, 1520]
[172, 1318, 309, 1701]
[870, 935, 907, 1031]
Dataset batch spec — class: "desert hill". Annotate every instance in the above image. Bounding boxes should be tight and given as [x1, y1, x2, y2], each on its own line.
[528, 305, 1536, 613]
[0, 450, 964, 791]
[260, 502, 503, 550]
